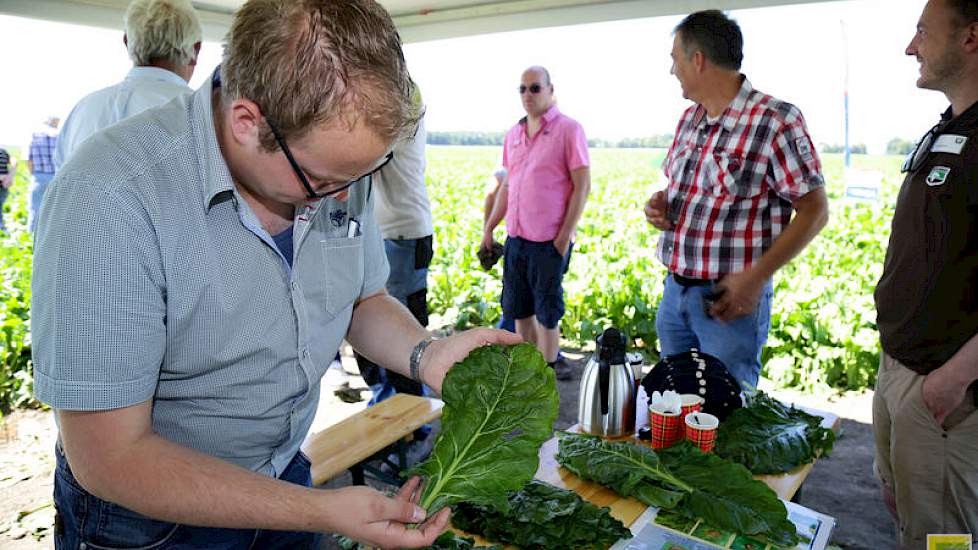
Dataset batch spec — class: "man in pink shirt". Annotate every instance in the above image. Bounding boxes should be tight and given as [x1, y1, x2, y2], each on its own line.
[482, 66, 591, 380]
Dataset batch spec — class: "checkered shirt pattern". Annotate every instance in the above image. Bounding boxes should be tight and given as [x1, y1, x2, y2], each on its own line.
[29, 132, 58, 174]
[658, 77, 824, 280]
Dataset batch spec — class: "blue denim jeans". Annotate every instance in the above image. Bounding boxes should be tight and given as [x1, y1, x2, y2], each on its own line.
[53, 446, 323, 549]
[655, 275, 773, 389]
[29, 171, 54, 233]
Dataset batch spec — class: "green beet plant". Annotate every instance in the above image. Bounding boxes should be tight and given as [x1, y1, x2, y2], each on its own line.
[410, 343, 559, 515]
[452, 479, 631, 549]
[556, 432, 799, 547]
[714, 391, 836, 475]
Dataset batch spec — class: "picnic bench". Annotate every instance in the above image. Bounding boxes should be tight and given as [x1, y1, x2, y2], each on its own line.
[301, 393, 444, 486]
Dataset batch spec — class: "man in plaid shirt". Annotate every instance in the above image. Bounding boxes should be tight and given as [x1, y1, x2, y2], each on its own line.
[27, 116, 59, 233]
[644, 10, 829, 389]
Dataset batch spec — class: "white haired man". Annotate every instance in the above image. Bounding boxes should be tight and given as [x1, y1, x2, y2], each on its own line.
[54, 0, 202, 168]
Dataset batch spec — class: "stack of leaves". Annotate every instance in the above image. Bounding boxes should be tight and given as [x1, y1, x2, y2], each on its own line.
[556, 432, 799, 547]
[451, 479, 631, 549]
[410, 343, 560, 515]
[336, 531, 502, 550]
[715, 392, 836, 475]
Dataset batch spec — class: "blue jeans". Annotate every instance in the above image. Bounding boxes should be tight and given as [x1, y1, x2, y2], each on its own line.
[54, 446, 323, 549]
[29, 171, 54, 233]
[655, 275, 773, 389]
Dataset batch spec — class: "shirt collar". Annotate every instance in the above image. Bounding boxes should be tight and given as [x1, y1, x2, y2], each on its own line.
[194, 67, 237, 210]
[693, 75, 752, 132]
[941, 100, 978, 132]
[125, 66, 189, 88]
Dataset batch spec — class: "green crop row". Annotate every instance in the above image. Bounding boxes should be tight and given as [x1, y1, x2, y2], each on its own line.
[427, 146, 897, 393]
[0, 146, 899, 412]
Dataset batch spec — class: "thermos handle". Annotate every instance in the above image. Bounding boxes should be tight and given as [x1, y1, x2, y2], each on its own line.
[599, 357, 610, 416]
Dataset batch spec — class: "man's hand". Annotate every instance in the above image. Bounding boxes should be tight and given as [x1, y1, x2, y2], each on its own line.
[329, 476, 450, 549]
[553, 234, 571, 257]
[709, 270, 765, 322]
[480, 230, 495, 253]
[922, 363, 970, 426]
[419, 328, 523, 394]
[644, 190, 673, 230]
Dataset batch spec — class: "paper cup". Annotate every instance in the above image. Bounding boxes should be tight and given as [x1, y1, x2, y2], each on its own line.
[680, 394, 704, 418]
[684, 412, 720, 453]
[649, 406, 684, 449]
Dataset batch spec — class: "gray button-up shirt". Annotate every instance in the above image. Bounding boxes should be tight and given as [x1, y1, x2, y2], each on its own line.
[32, 75, 389, 477]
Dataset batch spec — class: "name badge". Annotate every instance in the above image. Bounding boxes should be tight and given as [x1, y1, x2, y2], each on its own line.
[931, 134, 968, 155]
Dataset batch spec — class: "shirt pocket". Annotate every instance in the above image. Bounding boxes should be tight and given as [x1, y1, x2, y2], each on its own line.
[666, 145, 692, 182]
[321, 236, 364, 317]
[710, 152, 766, 199]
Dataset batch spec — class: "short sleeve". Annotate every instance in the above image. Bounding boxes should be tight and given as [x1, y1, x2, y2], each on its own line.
[564, 121, 590, 172]
[769, 111, 825, 202]
[32, 177, 167, 411]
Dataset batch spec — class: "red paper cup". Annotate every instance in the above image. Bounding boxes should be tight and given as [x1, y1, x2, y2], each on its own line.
[684, 412, 720, 453]
[649, 407, 684, 449]
[680, 394, 704, 419]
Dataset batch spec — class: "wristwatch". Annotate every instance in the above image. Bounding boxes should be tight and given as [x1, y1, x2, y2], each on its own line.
[409, 336, 435, 383]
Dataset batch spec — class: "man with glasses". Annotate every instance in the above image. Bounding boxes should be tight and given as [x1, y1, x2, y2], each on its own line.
[31, 1, 519, 548]
[482, 66, 591, 381]
[644, 10, 828, 391]
[874, 0, 978, 546]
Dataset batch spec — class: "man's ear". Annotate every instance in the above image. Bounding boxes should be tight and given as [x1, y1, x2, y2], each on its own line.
[227, 98, 264, 149]
[693, 50, 706, 73]
[963, 22, 978, 54]
[190, 42, 202, 66]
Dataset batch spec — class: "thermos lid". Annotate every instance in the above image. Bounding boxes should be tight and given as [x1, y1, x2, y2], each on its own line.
[596, 327, 626, 364]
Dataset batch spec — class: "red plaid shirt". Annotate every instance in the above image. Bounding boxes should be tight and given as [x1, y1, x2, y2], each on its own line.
[658, 77, 824, 280]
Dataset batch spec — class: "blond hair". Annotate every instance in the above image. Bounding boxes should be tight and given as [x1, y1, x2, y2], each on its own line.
[124, 0, 201, 66]
[221, 0, 419, 151]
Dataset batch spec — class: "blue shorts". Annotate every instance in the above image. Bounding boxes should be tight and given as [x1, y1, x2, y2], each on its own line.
[501, 236, 573, 330]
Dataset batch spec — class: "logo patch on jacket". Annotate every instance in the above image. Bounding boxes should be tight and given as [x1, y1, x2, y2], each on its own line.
[329, 209, 348, 227]
[925, 166, 951, 186]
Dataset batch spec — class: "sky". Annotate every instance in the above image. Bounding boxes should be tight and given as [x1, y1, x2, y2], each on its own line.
[0, 0, 948, 154]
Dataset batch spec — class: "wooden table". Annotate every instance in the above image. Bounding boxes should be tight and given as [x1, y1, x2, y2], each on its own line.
[302, 393, 444, 485]
[462, 406, 840, 546]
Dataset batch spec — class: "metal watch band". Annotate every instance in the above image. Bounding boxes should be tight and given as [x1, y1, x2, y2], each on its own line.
[409, 336, 434, 383]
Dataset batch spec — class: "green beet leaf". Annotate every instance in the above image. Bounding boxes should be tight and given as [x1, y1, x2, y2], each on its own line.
[555, 432, 688, 508]
[411, 343, 559, 514]
[452, 480, 631, 550]
[556, 433, 799, 547]
[657, 442, 800, 547]
[714, 392, 836, 475]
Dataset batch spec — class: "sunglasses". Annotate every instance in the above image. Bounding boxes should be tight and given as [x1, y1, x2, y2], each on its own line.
[518, 84, 544, 95]
[265, 116, 393, 200]
[901, 122, 942, 174]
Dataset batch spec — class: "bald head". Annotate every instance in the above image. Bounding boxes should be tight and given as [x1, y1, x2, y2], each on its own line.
[519, 65, 555, 118]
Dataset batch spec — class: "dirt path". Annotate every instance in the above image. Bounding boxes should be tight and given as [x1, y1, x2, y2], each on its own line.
[0, 355, 893, 549]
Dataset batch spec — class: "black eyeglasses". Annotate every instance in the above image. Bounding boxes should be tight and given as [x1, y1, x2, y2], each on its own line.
[265, 117, 394, 199]
[518, 84, 543, 95]
[901, 122, 942, 174]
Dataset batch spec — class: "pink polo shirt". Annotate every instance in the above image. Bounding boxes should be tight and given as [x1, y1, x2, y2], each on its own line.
[502, 106, 589, 242]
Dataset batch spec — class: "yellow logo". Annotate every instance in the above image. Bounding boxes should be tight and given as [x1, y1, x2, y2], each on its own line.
[927, 534, 971, 550]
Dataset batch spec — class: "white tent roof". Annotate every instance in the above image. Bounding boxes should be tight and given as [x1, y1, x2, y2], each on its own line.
[2, 0, 841, 43]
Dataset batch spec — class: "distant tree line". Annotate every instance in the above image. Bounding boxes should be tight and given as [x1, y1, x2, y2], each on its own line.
[886, 137, 916, 156]
[427, 131, 674, 148]
[820, 143, 868, 154]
